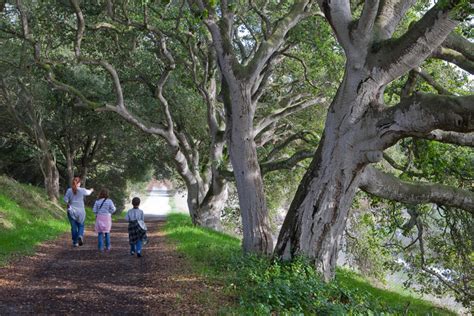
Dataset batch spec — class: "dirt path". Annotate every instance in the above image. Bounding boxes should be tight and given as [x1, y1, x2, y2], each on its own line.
[0, 219, 226, 315]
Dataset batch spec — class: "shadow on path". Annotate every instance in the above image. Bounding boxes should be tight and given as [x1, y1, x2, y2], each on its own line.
[0, 218, 224, 314]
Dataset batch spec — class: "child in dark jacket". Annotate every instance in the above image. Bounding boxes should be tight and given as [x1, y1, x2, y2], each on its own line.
[125, 197, 147, 257]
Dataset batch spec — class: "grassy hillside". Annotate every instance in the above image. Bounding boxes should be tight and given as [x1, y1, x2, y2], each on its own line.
[0, 176, 69, 265]
[164, 213, 455, 315]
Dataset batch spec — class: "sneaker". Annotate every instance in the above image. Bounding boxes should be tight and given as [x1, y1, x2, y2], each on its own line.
[130, 251, 135, 256]
[137, 252, 142, 258]
[105, 248, 111, 252]
[73, 243, 79, 247]
[78, 236, 84, 246]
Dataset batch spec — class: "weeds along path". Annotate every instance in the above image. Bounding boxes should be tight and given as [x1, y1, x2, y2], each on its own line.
[0, 219, 223, 314]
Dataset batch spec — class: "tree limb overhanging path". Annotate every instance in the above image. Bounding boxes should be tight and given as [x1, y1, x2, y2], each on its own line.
[0, 219, 225, 314]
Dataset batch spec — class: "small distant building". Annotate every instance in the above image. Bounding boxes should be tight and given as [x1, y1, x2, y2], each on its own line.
[146, 179, 174, 197]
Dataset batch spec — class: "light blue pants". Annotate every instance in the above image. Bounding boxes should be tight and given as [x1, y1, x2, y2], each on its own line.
[130, 239, 142, 254]
[98, 232, 110, 250]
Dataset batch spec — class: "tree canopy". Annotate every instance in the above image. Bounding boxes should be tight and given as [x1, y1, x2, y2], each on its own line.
[0, 0, 472, 307]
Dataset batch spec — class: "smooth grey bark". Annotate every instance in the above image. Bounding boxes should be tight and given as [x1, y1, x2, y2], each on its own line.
[193, 176, 228, 230]
[168, 130, 227, 231]
[221, 80, 274, 252]
[185, 38, 228, 231]
[430, 33, 474, 74]
[110, 86, 227, 231]
[201, 0, 313, 254]
[425, 130, 474, 147]
[275, 1, 470, 281]
[359, 166, 474, 214]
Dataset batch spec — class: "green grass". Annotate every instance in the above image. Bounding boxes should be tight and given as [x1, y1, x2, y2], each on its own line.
[0, 176, 95, 265]
[164, 213, 455, 315]
[336, 270, 454, 316]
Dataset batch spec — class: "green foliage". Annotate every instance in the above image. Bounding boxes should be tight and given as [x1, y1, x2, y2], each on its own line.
[164, 213, 453, 315]
[233, 257, 389, 315]
[345, 206, 393, 281]
[348, 138, 473, 308]
[385, 47, 471, 105]
[1, 1, 470, 310]
[436, 0, 473, 21]
[0, 39, 161, 208]
[87, 169, 129, 214]
[336, 270, 454, 316]
[264, 169, 304, 231]
[360, 18, 473, 305]
[0, 132, 46, 188]
[409, 140, 473, 186]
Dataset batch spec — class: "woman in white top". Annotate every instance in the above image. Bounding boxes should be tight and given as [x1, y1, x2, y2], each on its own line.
[93, 188, 116, 252]
[64, 177, 94, 247]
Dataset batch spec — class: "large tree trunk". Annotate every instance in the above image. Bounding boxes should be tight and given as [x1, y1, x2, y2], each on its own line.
[202, 1, 312, 254]
[230, 130, 273, 254]
[2, 79, 61, 202]
[192, 75, 228, 231]
[168, 137, 226, 230]
[225, 85, 273, 254]
[194, 92, 229, 230]
[186, 181, 202, 224]
[275, 0, 464, 281]
[274, 138, 363, 281]
[275, 68, 381, 280]
[193, 180, 228, 231]
[183, 163, 228, 231]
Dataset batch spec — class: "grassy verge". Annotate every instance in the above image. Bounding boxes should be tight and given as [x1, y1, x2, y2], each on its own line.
[0, 176, 96, 265]
[336, 270, 454, 315]
[164, 213, 454, 315]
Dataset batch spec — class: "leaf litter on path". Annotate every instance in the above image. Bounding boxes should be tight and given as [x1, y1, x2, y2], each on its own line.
[0, 220, 228, 314]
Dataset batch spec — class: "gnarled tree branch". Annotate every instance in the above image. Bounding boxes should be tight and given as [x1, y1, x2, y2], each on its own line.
[373, 0, 416, 40]
[412, 67, 452, 95]
[442, 32, 474, 61]
[353, 0, 380, 45]
[244, 0, 313, 83]
[372, 4, 460, 84]
[255, 96, 325, 136]
[424, 130, 474, 147]
[430, 46, 474, 74]
[264, 130, 317, 162]
[69, 0, 84, 59]
[430, 31, 474, 74]
[317, 0, 352, 50]
[359, 166, 474, 215]
[261, 150, 314, 174]
[378, 93, 474, 147]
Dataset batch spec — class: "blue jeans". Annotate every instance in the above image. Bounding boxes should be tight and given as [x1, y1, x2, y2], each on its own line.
[98, 232, 110, 250]
[130, 239, 142, 254]
[67, 213, 85, 245]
